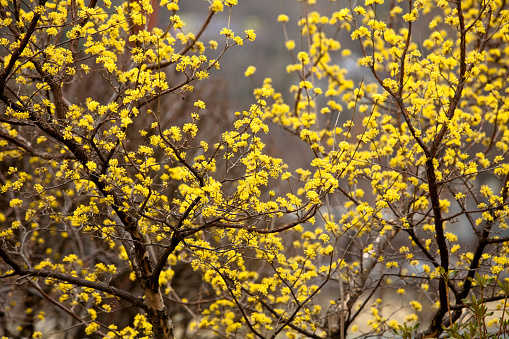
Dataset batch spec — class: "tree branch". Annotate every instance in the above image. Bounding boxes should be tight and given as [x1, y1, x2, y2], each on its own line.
[0, 247, 145, 308]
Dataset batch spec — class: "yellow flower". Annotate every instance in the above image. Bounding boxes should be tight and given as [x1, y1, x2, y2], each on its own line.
[209, 40, 218, 49]
[297, 51, 309, 63]
[194, 100, 206, 109]
[210, 0, 223, 12]
[9, 198, 23, 207]
[277, 14, 289, 22]
[86, 161, 97, 172]
[410, 300, 422, 312]
[245, 66, 256, 77]
[245, 29, 256, 41]
[386, 261, 398, 269]
[405, 313, 418, 322]
[220, 28, 233, 37]
[388, 319, 399, 328]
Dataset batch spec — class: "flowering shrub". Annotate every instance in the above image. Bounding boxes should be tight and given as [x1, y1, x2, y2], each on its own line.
[1, 0, 509, 338]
